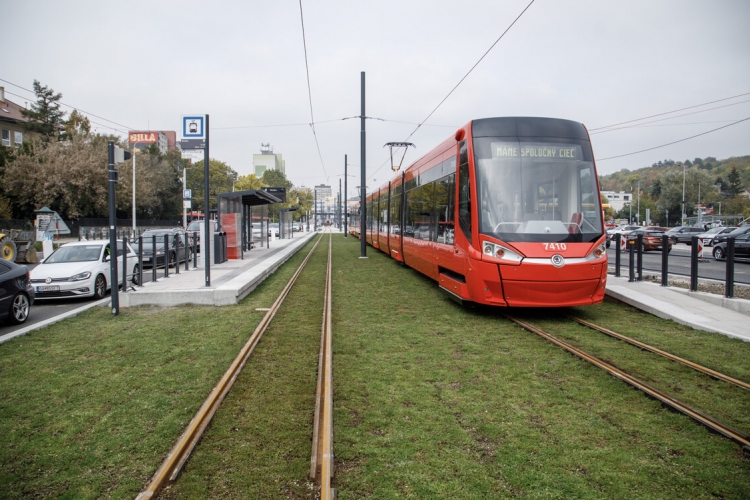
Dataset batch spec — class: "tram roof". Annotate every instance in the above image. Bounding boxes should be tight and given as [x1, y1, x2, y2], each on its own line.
[472, 117, 589, 141]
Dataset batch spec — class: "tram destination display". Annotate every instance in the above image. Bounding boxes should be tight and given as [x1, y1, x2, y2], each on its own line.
[491, 142, 582, 161]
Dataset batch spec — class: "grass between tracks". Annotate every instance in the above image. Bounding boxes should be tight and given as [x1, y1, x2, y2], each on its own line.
[1, 234, 749, 499]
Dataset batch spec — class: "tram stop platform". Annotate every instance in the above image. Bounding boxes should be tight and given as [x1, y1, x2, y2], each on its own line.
[119, 230, 317, 308]
[605, 276, 750, 342]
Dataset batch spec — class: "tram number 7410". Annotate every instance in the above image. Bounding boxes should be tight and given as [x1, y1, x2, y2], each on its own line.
[542, 243, 567, 251]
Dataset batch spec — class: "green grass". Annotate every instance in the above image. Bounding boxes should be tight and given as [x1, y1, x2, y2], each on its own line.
[0, 238, 319, 499]
[1, 234, 749, 499]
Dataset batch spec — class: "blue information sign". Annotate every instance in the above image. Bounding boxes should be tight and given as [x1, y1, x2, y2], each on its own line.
[182, 115, 205, 138]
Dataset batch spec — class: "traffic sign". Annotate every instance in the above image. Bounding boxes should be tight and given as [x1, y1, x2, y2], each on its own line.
[182, 115, 205, 139]
[184, 189, 192, 200]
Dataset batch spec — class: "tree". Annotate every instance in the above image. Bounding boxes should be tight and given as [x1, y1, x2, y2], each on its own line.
[186, 159, 238, 213]
[260, 169, 292, 189]
[20, 80, 66, 140]
[61, 110, 91, 140]
[726, 166, 744, 198]
[2, 134, 109, 219]
[234, 173, 263, 191]
[650, 178, 662, 199]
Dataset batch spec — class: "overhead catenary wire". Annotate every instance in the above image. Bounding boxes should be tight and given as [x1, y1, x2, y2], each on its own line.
[589, 91, 750, 131]
[298, 0, 329, 180]
[0, 77, 136, 131]
[589, 99, 750, 135]
[368, 0, 535, 183]
[596, 117, 750, 161]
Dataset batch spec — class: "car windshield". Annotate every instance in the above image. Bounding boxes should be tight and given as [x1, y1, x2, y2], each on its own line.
[46, 244, 102, 263]
[186, 222, 201, 231]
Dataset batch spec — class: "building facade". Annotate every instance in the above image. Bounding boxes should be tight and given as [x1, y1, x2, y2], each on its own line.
[253, 143, 285, 177]
[128, 130, 177, 153]
[601, 190, 632, 212]
[0, 87, 27, 148]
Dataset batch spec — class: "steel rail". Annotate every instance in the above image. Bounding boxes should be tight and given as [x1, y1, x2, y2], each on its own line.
[310, 232, 335, 499]
[136, 234, 325, 500]
[503, 314, 750, 452]
[567, 315, 750, 392]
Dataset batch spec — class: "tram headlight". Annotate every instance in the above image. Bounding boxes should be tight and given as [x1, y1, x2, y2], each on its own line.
[482, 241, 523, 264]
[586, 244, 607, 261]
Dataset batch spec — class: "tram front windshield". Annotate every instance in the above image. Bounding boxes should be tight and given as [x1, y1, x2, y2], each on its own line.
[474, 138, 602, 243]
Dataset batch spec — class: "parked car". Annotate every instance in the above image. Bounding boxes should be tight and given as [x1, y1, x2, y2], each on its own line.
[625, 229, 672, 252]
[712, 232, 750, 261]
[184, 220, 217, 251]
[605, 225, 641, 248]
[268, 223, 279, 238]
[30, 240, 136, 300]
[710, 225, 750, 246]
[0, 259, 34, 324]
[134, 229, 191, 273]
[665, 226, 705, 245]
[696, 226, 736, 246]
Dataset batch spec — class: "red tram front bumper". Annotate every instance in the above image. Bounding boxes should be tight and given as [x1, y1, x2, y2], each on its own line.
[467, 252, 607, 308]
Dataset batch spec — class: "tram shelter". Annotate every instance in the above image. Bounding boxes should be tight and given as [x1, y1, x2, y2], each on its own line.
[217, 189, 282, 259]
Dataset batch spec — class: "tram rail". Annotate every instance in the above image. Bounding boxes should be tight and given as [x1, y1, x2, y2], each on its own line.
[503, 314, 750, 452]
[310, 232, 335, 499]
[136, 234, 327, 499]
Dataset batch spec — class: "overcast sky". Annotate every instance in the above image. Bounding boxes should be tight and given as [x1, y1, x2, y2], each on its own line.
[3, 0, 749, 199]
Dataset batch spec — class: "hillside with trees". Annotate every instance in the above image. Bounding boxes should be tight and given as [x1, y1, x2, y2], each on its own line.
[599, 156, 750, 226]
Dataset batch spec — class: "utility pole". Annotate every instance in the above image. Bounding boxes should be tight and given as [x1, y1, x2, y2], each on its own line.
[344, 154, 348, 237]
[360, 71, 367, 258]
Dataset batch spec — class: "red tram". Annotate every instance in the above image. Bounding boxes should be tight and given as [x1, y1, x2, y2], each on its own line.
[351, 117, 608, 307]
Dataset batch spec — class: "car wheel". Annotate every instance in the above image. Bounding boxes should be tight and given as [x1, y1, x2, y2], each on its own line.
[671, 237, 678, 244]
[94, 274, 107, 300]
[606, 239, 610, 248]
[132, 264, 140, 286]
[9, 292, 30, 324]
[713, 247, 725, 261]
[169, 252, 176, 268]
[668, 247, 672, 253]
[641, 243, 647, 253]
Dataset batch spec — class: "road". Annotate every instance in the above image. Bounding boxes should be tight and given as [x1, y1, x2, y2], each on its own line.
[608, 242, 750, 284]
[0, 260, 167, 337]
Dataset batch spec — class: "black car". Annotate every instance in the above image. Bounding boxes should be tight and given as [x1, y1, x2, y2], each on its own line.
[665, 226, 705, 244]
[0, 259, 34, 324]
[713, 232, 750, 261]
[711, 225, 750, 246]
[133, 229, 191, 271]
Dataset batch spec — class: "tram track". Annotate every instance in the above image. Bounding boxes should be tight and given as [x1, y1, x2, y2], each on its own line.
[310, 232, 335, 499]
[503, 313, 750, 452]
[136, 233, 333, 499]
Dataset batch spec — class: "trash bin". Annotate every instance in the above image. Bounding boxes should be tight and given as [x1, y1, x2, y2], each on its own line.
[214, 232, 227, 264]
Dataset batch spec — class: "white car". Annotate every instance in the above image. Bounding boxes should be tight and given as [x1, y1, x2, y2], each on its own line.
[30, 240, 137, 300]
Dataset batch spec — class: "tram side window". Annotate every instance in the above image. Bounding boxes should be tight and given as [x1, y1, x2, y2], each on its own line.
[406, 183, 432, 240]
[435, 173, 455, 244]
[390, 184, 401, 234]
[379, 192, 389, 232]
[366, 200, 373, 230]
[458, 141, 471, 243]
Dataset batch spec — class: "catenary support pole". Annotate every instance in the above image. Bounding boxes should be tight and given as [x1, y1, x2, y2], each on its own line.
[360, 71, 367, 258]
[204, 114, 211, 287]
[344, 154, 348, 237]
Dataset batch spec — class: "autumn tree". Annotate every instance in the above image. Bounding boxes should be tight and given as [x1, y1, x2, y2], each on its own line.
[186, 159, 238, 213]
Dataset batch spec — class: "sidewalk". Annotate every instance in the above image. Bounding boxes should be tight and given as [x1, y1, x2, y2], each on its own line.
[605, 276, 750, 342]
[119, 231, 317, 308]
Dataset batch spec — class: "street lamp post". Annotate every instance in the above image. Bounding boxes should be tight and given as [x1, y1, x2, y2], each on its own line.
[680, 162, 687, 226]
